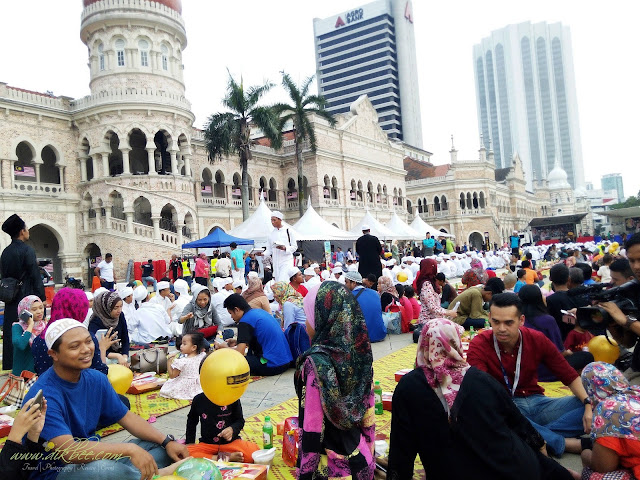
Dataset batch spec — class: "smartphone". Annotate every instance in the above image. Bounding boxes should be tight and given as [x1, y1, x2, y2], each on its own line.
[19, 310, 33, 322]
[451, 301, 461, 312]
[32, 389, 44, 412]
[95, 329, 108, 340]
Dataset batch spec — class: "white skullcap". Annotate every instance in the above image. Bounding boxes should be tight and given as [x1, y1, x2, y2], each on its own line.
[247, 271, 259, 279]
[223, 277, 233, 285]
[334, 262, 343, 267]
[119, 286, 133, 299]
[173, 279, 189, 296]
[85, 291, 94, 301]
[303, 267, 315, 276]
[271, 211, 284, 220]
[310, 263, 320, 269]
[232, 280, 245, 289]
[321, 270, 330, 280]
[93, 287, 108, 297]
[133, 285, 148, 302]
[45, 318, 87, 350]
[443, 254, 450, 259]
[285, 266, 301, 280]
[361, 224, 370, 231]
[157, 281, 171, 291]
[332, 267, 343, 275]
[347, 264, 358, 272]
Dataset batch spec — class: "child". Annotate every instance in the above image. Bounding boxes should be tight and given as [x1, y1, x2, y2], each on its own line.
[513, 269, 527, 293]
[597, 254, 613, 284]
[13, 296, 47, 375]
[185, 357, 259, 462]
[564, 324, 594, 354]
[160, 332, 208, 400]
[403, 285, 421, 320]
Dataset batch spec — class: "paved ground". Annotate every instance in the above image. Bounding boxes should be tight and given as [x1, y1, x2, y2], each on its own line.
[102, 331, 582, 472]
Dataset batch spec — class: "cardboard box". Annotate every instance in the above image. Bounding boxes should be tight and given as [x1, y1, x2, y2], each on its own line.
[218, 462, 268, 480]
[394, 369, 411, 382]
[382, 392, 392, 412]
[127, 373, 166, 394]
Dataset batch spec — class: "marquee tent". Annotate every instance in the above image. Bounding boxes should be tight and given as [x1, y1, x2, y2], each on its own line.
[409, 213, 455, 238]
[182, 227, 254, 249]
[349, 211, 400, 240]
[293, 202, 359, 240]
[384, 212, 421, 240]
[228, 198, 297, 246]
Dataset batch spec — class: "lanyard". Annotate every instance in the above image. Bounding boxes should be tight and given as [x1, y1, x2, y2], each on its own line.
[492, 331, 522, 397]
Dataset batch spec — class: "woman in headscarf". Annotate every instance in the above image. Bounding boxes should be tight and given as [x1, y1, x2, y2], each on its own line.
[518, 285, 593, 381]
[179, 288, 220, 340]
[415, 259, 456, 326]
[273, 281, 309, 360]
[242, 275, 271, 313]
[461, 258, 489, 288]
[32, 287, 110, 376]
[88, 291, 130, 366]
[194, 252, 210, 286]
[377, 275, 398, 311]
[581, 362, 640, 479]
[11, 295, 46, 375]
[388, 319, 575, 480]
[295, 282, 375, 480]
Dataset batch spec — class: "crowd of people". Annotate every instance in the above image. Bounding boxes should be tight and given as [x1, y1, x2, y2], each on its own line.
[2, 211, 640, 480]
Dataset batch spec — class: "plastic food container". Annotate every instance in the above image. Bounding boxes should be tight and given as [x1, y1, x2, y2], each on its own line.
[252, 447, 276, 466]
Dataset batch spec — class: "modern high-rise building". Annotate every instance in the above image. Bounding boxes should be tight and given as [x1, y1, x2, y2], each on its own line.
[601, 173, 625, 203]
[473, 22, 584, 191]
[313, 0, 423, 147]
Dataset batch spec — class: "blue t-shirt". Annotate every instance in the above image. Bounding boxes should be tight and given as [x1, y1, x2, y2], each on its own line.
[514, 280, 526, 293]
[230, 249, 246, 270]
[336, 251, 345, 263]
[423, 238, 435, 249]
[23, 368, 128, 479]
[353, 286, 387, 342]
[510, 236, 520, 249]
[237, 309, 292, 367]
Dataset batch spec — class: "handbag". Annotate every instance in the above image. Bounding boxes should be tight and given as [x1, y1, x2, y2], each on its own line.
[383, 302, 402, 335]
[0, 269, 26, 303]
[0, 370, 37, 407]
[130, 346, 168, 374]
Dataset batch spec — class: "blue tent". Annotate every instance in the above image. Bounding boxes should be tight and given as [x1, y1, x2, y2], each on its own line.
[182, 227, 254, 249]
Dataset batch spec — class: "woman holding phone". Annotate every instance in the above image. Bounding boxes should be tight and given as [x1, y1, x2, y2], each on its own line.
[12, 295, 47, 375]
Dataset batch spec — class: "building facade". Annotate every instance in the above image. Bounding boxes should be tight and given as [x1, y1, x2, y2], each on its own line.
[313, 0, 423, 147]
[601, 173, 625, 204]
[473, 21, 585, 191]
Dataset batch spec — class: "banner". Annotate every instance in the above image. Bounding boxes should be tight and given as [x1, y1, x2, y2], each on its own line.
[14, 165, 35, 177]
[287, 191, 298, 200]
[201, 185, 212, 194]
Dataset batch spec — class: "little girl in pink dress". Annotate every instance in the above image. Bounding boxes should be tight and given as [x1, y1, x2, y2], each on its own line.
[160, 332, 208, 400]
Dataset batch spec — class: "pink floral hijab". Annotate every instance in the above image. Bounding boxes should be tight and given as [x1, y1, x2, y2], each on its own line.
[416, 319, 470, 411]
[17, 295, 46, 345]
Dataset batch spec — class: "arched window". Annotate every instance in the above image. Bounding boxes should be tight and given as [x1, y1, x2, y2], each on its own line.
[460, 193, 465, 210]
[331, 176, 338, 200]
[232, 173, 241, 198]
[367, 181, 373, 202]
[466, 192, 472, 210]
[434, 196, 441, 212]
[479, 191, 486, 208]
[357, 180, 363, 201]
[407, 199, 412, 214]
[161, 44, 169, 71]
[98, 43, 105, 71]
[350, 179, 356, 201]
[201, 169, 213, 197]
[40, 146, 60, 184]
[268, 178, 277, 202]
[417, 199, 423, 213]
[138, 39, 149, 67]
[214, 170, 225, 198]
[259, 176, 267, 199]
[441, 195, 448, 211]
[323, 175, 331, 198]
[115, 39, 125, 67]
[473, 192, 479, 209]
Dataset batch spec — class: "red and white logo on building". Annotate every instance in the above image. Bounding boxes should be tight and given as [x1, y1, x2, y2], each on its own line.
[335, 16, 345, 28]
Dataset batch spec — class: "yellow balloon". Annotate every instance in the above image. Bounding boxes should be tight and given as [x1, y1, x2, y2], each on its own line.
[397, 272, 408, 283]
[384, 252, 392, 258]
[107, 364, 133, 395]
[200, 349, 250, 406]
[588, 335, 620, 364]
[133, 280, 143, 287]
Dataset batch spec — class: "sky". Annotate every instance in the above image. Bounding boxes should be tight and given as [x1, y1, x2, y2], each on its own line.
[1, 0, 637, 198]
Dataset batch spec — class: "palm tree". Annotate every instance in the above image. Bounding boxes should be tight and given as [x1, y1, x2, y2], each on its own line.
[273, 72, 336, 217]
[204, 73, 282, 220]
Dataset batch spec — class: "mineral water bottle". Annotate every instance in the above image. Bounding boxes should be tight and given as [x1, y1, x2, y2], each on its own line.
[374, 381, 383, 415]
[484, 319, 491, 330]
[263, 416, 273, 449]
[469, 326, 475, 338]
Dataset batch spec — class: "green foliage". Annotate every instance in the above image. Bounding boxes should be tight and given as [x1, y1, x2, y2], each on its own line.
[610, 190, 640, 209]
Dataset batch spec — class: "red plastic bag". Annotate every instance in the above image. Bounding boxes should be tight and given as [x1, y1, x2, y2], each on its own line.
[282, 416, 299, 467]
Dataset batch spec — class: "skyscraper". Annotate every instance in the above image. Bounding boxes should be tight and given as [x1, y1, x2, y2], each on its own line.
[313, 0, 423, 147]
[473, 22, 584, 191]
[601, 173, 625, 203]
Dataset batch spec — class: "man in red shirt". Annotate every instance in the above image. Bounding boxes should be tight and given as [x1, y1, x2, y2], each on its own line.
[286, 265, 308, 297]
[467, 292, 592, 457]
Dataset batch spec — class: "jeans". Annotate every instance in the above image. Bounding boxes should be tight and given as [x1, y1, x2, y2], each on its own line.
[142, 276, 157, 290]
[462, 317, 486, 329]
[246, 353, 291, 376]
[101, 280, 115, 290]
[56, 439, 172, 480]
[513, 394, 585, 456]
[182, 275, 192, 287]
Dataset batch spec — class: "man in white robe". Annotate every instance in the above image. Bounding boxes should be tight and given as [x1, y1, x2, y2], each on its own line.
[262, 211, 297, 282]
[303, 267, 321, 289]
[128, 285, 173, 343]
[211, 277, 234, 327]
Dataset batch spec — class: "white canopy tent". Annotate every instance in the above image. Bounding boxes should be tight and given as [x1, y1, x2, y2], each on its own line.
[350, 210, 401, 240]
[293, 202, 359, 240]
[384, 212, 421, 240]
[229, 198, 297, 247]
[410, 213, 455, 238]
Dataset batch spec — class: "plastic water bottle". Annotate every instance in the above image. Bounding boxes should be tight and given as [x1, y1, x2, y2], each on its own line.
[374, 381, 383, 415]
[263, 416, 273, 449]
[469, 326, 475, 338]
[484, 319, 491, 330]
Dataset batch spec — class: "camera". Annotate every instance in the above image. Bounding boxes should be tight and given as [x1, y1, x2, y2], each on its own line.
[568, 280, 640, 332]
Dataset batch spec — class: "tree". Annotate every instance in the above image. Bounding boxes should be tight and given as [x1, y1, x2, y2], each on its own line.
[610, 190, 640, 210]
[273, 72, 336, 217]
[204, 73, 282, 220]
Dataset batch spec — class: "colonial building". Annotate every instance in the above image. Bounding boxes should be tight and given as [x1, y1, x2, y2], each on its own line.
[0, 0, 409, 284]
